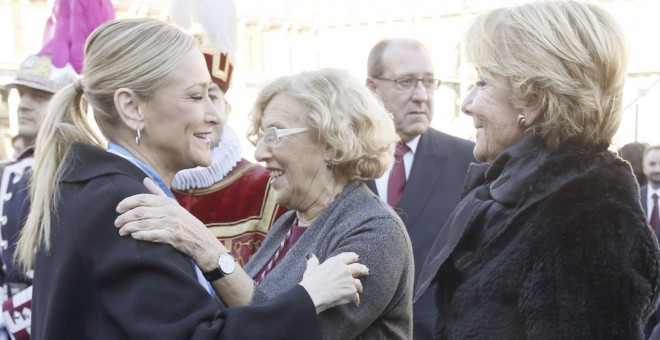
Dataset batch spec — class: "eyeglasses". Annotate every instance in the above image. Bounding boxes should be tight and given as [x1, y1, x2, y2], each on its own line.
[256, 127, 308, 146]
[374, 76, 441, 91]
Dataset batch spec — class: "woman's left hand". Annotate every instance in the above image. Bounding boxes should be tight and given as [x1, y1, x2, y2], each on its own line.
[114, 177, 226, 272]
[299, 252, 368, 314]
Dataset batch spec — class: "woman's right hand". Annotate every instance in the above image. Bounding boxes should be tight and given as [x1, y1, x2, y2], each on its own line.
[115, 177, 227, 272]
[299, 252, 368, 314]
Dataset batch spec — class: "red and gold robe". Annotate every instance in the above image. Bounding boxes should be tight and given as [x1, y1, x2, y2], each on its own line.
[173, 159, 286, 266]
[171, 126, 287, 266]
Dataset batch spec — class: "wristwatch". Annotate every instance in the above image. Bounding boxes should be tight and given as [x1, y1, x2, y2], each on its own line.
[202, 252, 236, 282]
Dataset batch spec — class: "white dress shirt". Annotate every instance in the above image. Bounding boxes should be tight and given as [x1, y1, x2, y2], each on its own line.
[375, 135, 420, 204]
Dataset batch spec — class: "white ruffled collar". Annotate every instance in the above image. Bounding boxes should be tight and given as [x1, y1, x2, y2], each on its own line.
[171, 125, 243, 190]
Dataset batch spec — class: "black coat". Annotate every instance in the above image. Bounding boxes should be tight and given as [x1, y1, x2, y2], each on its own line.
[32, 143, 321, 339]
[417, 140, 660, 339]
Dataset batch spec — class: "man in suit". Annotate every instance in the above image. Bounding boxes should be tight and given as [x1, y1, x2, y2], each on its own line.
[365, 38, 475, 339]
[641, 145, 660, 233]
[642, 145, 660, 338]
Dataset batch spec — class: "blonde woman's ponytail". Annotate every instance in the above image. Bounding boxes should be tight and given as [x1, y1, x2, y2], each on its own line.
[16, 82, 103, 271]
[16, 18, 198, 272]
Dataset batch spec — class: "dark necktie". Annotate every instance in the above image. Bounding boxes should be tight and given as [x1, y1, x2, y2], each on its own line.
[388, 144, 410, 207]
[651, 193, 660, 232]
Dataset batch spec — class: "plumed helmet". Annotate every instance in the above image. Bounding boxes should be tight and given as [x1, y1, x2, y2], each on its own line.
[171, 0, 236, 93]
[5, 0, 115, 93]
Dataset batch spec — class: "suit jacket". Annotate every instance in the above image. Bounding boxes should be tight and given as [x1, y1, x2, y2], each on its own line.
[32, 142, 321, 340]
[642, 184, 649, 216]
[641, 184, 660, 338]
[365, 128, 475, 339]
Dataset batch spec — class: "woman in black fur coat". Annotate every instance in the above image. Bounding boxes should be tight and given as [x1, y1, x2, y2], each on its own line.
[415, 1, 660, 339]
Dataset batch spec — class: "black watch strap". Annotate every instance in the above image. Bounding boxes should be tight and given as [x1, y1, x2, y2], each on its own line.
[202, 267, 225, 282]
[202, 252, 235, 282]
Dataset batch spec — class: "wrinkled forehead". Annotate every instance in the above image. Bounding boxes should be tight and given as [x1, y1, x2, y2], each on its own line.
[381, 44, 433, 76]
[261, 93, 309, 127]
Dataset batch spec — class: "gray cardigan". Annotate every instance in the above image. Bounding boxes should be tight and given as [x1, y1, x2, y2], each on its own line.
[245, 181, 414, 339]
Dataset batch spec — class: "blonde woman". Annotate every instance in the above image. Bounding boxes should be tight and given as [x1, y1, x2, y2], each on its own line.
[17, 18, 366, 339]
[415, 1, 660, 338]
[116, 68, 414, 339]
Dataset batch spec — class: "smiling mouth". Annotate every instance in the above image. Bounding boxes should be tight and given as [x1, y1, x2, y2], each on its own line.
[194, 133, 211, 142]
[268, 170, 284, 180]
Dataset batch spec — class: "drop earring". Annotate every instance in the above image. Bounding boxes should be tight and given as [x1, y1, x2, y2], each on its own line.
[135, 128, 141, 146]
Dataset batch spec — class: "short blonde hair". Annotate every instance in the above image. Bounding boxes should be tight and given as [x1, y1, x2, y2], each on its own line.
[465, 0, 628, 148]
[248, 68, 399, 180]
[17, 18, 198, 270]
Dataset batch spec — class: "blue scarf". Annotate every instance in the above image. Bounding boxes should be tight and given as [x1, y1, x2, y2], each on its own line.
[107, 142, 173, 198]
[107, 142, 215, 296]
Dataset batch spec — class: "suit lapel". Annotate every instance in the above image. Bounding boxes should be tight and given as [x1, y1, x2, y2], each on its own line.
[641, 185, 648, 216]
[398, 132, 447, 229]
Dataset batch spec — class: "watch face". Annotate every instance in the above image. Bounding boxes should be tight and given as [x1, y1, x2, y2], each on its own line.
[219, 253, 236, 274]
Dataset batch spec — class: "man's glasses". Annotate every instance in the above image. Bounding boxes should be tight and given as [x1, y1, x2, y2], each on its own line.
[374, 76, 441, 92]
[256, 127, 308, 146]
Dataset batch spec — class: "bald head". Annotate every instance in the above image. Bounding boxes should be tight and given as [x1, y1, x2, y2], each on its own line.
[367, 38, 430, 78]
